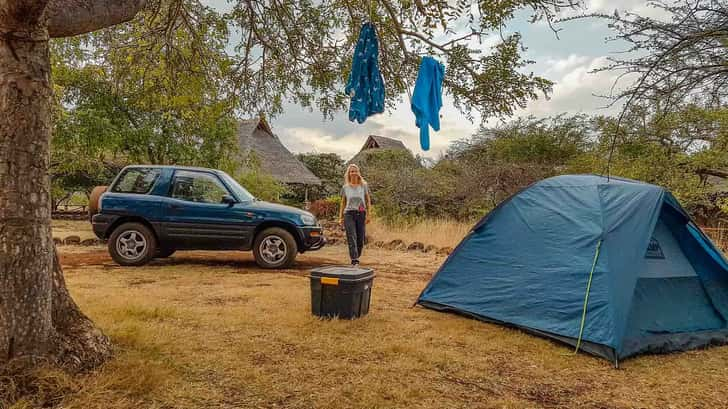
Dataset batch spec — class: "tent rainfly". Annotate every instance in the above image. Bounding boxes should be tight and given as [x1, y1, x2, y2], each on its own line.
[238, 118, 321, 186]
[418, 174, 728, 364]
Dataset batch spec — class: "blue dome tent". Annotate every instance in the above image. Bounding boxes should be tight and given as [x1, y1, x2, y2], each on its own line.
[417, 175, 728, 363]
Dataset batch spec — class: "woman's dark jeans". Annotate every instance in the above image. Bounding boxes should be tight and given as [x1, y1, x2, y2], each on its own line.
[344, 210, 366, 262]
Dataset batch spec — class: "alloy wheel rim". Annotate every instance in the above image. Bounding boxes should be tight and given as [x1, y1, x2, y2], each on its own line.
[116, 230, 148, 260]
[259, 235, 287, 265]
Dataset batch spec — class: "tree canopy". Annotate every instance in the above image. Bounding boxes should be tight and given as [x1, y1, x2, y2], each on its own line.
[48, 0, 586, 200]
[55, 0, 581, 119]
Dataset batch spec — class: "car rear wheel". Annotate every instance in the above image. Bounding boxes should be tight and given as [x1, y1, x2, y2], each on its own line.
[253, 227, 298, 269]
[109, 222, 157, 266]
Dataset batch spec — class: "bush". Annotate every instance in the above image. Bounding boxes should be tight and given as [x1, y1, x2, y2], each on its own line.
[308, 196, 341, 220]
[234, 170, 287, 203]
[231, 151, 288, 202]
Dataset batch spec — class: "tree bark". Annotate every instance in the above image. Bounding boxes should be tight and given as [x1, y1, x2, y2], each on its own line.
[46, 0, 147, 38]
[0, 7, 57, 362]
[0, 0, 145, 370]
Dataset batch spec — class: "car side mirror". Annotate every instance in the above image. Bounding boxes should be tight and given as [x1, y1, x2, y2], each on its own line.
[221, 195, 237, 206]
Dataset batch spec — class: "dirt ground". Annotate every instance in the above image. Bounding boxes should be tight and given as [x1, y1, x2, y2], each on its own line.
[12, 222, 728, 408]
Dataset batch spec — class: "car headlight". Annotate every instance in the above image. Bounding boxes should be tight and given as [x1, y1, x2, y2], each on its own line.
[300, 214, 317, 226]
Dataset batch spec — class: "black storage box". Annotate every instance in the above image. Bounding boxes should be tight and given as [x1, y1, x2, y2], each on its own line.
[309, 266, 375, 319]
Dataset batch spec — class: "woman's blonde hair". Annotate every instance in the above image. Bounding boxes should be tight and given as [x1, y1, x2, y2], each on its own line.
[344, 164, 366, 186]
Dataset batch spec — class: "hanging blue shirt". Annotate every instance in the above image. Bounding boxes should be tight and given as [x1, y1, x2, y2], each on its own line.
[411, 57, 444, 151]
[345, 23, 385, 124]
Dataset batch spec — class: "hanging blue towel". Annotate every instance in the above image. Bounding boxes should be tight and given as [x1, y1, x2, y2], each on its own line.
[345, 23, 385, 124]
[411, 57, 444, 151]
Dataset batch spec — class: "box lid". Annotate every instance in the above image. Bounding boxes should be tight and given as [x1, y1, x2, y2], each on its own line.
[310, 266, 374, 280]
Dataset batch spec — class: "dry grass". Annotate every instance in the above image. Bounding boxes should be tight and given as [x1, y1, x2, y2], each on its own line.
[367, 218, 473, 249]
[52, 219, 98, 241]
[5, 220, 724, 407]
[11, 219, 723, 408]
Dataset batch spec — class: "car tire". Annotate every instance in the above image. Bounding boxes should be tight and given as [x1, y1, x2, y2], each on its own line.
[155, 248, 176, 258]
[108, 222, 157, 266]
[253, 227, 298, 269]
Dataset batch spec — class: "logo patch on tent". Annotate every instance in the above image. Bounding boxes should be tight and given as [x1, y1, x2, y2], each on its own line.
[646, 237, 665, 259]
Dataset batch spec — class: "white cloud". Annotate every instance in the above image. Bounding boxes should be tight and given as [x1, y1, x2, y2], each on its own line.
[542, 54, 592, 76]
[518, 55, 640, 118]
[278, 127, 364, 158]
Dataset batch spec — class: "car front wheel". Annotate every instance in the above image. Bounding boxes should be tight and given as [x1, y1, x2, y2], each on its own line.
[253, 227, 298, 269]
[108, 222, 157, 266]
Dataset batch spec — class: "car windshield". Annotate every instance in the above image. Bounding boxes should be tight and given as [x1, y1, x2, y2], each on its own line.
[219, 172, 255, 202]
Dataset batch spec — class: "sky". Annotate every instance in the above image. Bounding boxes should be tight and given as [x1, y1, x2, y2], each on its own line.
[207, 0, 657, 161]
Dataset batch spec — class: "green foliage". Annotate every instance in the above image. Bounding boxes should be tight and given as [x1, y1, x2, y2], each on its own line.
[53, 0, 576, 120]
[49, 1, 241, 201]
[567, 104, 728, 220]
[48, 0, 583, 204]
[233, 151, 287, 202]
[222, 0, 572, 118]
[434, 114, 594, 215]
[356, 149, 460, 222]
[355, 107, 727, 224]
[291, 153, 346, 202]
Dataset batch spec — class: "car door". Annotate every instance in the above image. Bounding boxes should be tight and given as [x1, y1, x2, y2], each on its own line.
[161, 170, 255, 250]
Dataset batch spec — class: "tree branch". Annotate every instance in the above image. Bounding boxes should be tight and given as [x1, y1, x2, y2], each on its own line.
[46, 0, 147, 38]
[697, 168, 728, 179]
[1, 1, 50, 28]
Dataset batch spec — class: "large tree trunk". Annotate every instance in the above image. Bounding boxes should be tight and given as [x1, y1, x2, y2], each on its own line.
[0, 0, 146, 371]
[0, 8, 59, 363]
[0, 1, 127, 370]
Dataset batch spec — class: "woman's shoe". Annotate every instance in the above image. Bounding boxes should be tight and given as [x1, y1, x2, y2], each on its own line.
[351, 259, 360, 266]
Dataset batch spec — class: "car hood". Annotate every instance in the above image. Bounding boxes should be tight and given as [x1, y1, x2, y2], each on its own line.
[245, 200, 312, 217]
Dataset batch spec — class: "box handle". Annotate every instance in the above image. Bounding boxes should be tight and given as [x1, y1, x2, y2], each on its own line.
[320, 277, 339, 286]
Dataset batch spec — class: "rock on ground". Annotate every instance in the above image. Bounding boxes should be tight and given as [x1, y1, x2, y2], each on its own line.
[407, 242, 424, 251]
[385, 240, 406, 251]
[63, 235, 81, 245]
[423, 244, 438, 253]
[436, 247, 453, 256]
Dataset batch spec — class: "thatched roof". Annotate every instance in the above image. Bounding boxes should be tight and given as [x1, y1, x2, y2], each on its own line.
[238, 118, 321, 185]
[347, 135, 412, 165]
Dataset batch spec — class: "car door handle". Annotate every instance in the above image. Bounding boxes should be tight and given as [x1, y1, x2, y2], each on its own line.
[169, 203, 182, 210]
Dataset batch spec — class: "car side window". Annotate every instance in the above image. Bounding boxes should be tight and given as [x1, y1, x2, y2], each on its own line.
[111, 168, 161, 194]
[170, 171, 230, 204]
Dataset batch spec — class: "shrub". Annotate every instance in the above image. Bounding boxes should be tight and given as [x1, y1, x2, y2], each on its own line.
[232, 151, 288, 202]
[308, 196, 341, 220]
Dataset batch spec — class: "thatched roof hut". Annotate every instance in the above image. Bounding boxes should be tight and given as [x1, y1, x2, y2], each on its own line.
[238, 118, 321, 186]
[347, 135, 412, 165]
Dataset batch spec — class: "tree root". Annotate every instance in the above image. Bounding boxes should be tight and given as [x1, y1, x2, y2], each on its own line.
[50, 247, 112, 372]
[0, 247, 112, 407]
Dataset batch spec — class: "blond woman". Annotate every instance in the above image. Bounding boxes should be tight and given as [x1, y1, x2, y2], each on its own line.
[338, 164, 371, 265]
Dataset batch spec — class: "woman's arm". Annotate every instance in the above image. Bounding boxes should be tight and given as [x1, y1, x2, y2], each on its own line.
[339, 194, 347, 225]
[365, 188, 372, 223]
